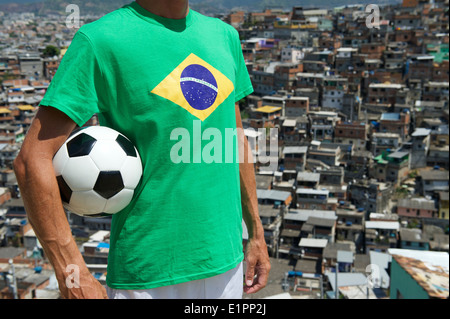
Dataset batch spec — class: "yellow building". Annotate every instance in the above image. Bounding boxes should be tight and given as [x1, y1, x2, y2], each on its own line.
[438, 191, 449, 220]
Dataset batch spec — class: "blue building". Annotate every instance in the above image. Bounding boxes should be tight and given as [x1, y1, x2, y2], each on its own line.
[399, 228, 430, 251]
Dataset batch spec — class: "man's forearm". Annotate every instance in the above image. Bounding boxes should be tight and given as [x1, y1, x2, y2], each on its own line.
[13, 106, 107, 299]
[239, 137, 264, 240]
[14, 157, 87, 284]
[15, 155, 107, 299]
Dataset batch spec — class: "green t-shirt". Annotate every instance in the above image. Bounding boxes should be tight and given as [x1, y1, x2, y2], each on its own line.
[40, 1, 253, 289]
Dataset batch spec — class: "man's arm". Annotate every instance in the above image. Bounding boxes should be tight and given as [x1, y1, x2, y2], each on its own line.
[13, 106, 107, 299]
[235, 103, 271, 294]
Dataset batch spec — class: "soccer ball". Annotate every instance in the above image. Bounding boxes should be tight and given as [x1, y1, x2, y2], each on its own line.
[53, 126, 143, 217]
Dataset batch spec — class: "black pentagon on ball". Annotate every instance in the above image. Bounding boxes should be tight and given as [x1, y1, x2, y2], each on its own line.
[66, 133, 97, 158]
[93, 171, 124, 199]
[56, 175, 72, 204]
[115, 134, 137, 157]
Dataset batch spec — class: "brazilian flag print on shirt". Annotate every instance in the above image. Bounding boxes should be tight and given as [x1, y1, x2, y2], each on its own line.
[39, 1, 253, 289]
[152, 53, 236, 121]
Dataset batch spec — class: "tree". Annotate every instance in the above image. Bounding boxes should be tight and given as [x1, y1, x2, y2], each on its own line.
[43, 45, 60, 58]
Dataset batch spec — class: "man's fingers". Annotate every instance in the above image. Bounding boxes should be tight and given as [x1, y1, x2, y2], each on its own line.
[245, 261, 255, 287]
[244, 267, 269, 294]
[244, 261, 270, 294]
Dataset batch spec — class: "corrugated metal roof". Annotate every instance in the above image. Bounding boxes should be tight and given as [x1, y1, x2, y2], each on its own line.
[257, 189, 291, 201]
[412, 128, 431, 137]
[380, 113, 401, 121]
[365, 221, 400, 230]
[296, 188, 329, 195]
[299, 238, 328, 248]
[283, 146, 308, 154]
[284, 209, 336, 221]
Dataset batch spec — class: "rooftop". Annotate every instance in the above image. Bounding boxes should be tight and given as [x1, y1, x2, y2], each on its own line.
[299, 238, 328, 248]
[285, 209, 336, 222]
[306, 216, 336, 228]
[369, 83, 404, 89]
[380, 113, 401, 121]
[254, 106, 282, 113]
[397, 197, 436, 210]
[325, 272, 369, 292]
[296, 188, 329, 195]
[419, 170, 449, 181]
[297, 172, 320, 182]
[388, 249, 449, 299]
[365, 221, 400, 230]
[412, 128, 432, 137]
[257, 189, 291, 202]
[283, 146, 308, 154]
[399, 229, 428, 243]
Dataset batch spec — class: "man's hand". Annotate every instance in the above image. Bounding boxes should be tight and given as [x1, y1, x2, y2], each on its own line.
[244, 236, 271, 294]
[59, 267, 108, 299]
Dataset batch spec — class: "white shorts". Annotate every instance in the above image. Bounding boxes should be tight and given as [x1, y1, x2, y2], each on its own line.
[106, 262, 243, 299]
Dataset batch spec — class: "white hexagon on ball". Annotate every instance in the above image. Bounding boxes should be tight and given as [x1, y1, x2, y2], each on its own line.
[68, 190, 108, 216]
[104, 188, 135, 215]
[89, 140, 128, 171]
[53, 144, 69, 176]
[120, 155, 143, 189]
[61, 156, 100, 192]
[83, 126, 119, 141]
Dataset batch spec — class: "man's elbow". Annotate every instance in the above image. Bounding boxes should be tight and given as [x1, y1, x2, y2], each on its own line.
[13, 150, 37, 183]
[13, 153, 26, 181]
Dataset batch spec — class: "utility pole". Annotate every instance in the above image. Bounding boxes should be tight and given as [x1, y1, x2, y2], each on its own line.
[335, 260, 339, 299]
[319, 275, 324, 300]
[8, 259, 18, 299]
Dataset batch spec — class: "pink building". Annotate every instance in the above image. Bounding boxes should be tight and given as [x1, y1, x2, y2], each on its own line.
[397, 198, 438, 219]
